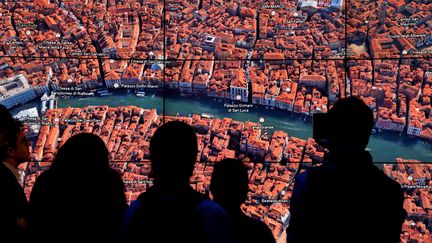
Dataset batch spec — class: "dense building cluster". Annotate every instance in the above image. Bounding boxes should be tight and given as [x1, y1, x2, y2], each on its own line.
[347, 0, 432, 58]
[166, 0, 345, 60]
[348, 58, 432, 140]
[0, 0, 162, 91]
[383, 160, 432, 243]
[26, 106, 321, 164]
[1, 0, 163, 59]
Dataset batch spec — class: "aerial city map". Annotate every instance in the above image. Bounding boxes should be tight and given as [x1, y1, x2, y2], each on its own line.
[0, 0, 431, 241]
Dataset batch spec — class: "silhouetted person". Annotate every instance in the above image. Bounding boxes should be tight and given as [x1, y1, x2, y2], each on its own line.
[29, 133, 127, 242]
[124, 121, 234, 243]
[211, 159, 275, 243]
[286, 97, 406, 243]
[0, 105, 30, 242]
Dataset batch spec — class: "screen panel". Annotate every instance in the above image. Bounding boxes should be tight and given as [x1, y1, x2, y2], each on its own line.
[1, 0, 163, 59]
[382, 162, 432, 243]
[347, 0, 432, 59]
[165, 0, 257, 60]
[256, 0, 346, 60]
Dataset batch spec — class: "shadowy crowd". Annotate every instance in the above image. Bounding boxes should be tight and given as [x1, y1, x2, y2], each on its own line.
[0, 97, 406, 243]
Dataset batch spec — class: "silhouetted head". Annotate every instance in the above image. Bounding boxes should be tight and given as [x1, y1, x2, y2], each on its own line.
[50, 133, 109, 174]
[150, 121, 198, 186]
[327, 96, 374, 152]
[210, 159, 249, 210]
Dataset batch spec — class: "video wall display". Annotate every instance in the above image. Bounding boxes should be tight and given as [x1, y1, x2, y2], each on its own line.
[1, 0, 431, 241]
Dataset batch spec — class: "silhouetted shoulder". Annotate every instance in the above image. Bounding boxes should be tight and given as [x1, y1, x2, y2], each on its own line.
[105, 168, 126, 193]
[363, 164, 404, 197]
[371, 166, 406, 209]
[125, 187, 208, 243]
[0, 162, 29, 242]
[234, 213, 275, 243]
[30, 169, 76, 198]
[29, 169, 50, 193]
[29, 170, 59, 207]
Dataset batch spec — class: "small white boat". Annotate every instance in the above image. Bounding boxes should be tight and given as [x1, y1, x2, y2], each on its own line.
[202, 113, 214, 119]
[135, 91, 146, 97]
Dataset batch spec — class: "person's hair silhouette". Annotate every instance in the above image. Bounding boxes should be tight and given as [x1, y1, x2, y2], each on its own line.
[50, 132, 111, 173]
[286, 96, 406, 243]
[149, 120, 198, 188]
[124, 121, 235, 243]
[210, 159, 275, 243]
[29, 133, 127, 242]
[0, 105, 30, 242]
[326, 96, 375, 151]
[211, 159, 249, 209]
